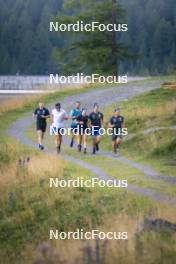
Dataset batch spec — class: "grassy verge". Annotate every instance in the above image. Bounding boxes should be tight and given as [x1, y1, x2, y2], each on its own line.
[65, 150, 176, 198]
[26, 83, 176, 197]
[103, 85, 176, 177]
[0, 144, 160, 264]
[1, 77, 176, 263]
[1, 148, 176, 264]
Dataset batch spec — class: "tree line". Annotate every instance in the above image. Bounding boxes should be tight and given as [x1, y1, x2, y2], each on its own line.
[0, 0, 175, 75]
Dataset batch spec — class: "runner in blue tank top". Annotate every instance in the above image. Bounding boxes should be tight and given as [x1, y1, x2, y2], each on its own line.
[69, 101, 81, 147]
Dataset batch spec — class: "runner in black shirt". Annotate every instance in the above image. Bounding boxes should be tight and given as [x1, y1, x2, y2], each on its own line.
[89, 103, 104, 154]
[76, 108, 89, 154]
[109, 108, 124, 153]
[33, 102, 50, 150]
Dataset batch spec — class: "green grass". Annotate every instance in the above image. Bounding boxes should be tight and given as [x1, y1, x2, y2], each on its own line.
[1, 77, 176, 264]
[27, 120, 175, 198]
[119, 88, 176, 133]
[121, 130, 176, 175]
[0, 148, 157, 264]
[0, 80, 155, 264]
[25, 80, 176, 198]
[103, 86, 176, 177]
[21, 78, 176, 193]
[64, 148, 176, 198]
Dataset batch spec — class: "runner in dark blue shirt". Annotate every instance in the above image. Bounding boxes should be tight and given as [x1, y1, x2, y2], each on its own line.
[89, 103, 104, 154]
[109, 108, 124, 153]
[33, 102, 50, 150]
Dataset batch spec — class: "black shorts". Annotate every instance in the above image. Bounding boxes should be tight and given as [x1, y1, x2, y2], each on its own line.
[77, 125, 88, 135]
[112, 134, 122, 141]
[37, 123, 47, 132]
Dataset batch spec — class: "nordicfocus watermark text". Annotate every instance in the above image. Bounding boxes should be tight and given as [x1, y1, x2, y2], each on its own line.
[50, 74, 127, 84]
[50, 177, 128, 188]
[50, 126, 128, 137]
[50, 229, 128, 240]
[50, 21, 128, 32]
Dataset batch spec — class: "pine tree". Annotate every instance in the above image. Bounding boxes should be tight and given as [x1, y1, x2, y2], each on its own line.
[54, 0, 129, 76]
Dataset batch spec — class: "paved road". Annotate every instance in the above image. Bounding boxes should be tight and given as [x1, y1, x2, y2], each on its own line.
[8, 79, 176, 206]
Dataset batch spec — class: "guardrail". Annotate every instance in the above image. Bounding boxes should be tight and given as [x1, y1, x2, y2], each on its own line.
[0, 76, 50, 90]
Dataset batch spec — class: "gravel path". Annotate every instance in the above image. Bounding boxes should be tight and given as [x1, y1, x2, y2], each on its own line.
[102, 152, 176, 184]
[7, 79, 176, 206]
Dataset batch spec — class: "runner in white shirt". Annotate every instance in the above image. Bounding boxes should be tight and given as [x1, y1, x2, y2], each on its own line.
[51, 103, 68, 153]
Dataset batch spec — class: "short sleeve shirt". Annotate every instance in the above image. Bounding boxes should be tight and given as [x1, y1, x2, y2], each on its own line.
[52, 108, 68, 128]
[109, 115, 124, 129]
[89, 112, 103, 128]
[77, 115, 89, 130]
[34, 107, 50, 125]
[70, 108, 82, 125]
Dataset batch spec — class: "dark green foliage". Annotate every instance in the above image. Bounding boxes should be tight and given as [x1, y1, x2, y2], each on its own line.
[0, 0, 63, 74]
[54, 0, 129, 75]
[0, 0, 175, 75]
[119, 0, 176, 75]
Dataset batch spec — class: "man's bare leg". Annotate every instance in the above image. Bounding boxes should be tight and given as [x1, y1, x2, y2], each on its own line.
[78, 135, 82, 152]
[115, 138, 122, 154]
[112, 141, 116, 153]
[55, 134, 62, 153]
[83, 134, 87, 154]
[95, 135, 101, 151]
[37, 130, 45, 150]
[92, 136, 99, 154]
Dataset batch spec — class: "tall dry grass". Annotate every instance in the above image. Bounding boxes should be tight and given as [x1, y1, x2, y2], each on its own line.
[0, 95, 44, 114]
[21, 208, 176, 264]
[0, 152, 65, 195]
[0, 83, 89, 115]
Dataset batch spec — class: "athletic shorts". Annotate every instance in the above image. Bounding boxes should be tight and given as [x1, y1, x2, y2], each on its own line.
[112, 134, 123, 141]
[77, 126, 88, 135]
[37, 123, 47, 132]
[52, 127, 64, 135]
[92, 128, 101, 137]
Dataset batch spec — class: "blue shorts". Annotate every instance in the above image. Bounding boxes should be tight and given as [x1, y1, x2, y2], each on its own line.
[92, 128, 101, 137]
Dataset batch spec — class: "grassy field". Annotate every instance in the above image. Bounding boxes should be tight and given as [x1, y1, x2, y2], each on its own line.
[65, 150, 176, 198]
[1, 78, 176, 264]
[1, 141, 176, 264]
[25, 80, 176, 197]
[102, 85, 176, 177]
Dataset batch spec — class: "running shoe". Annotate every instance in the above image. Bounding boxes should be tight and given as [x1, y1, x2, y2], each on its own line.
[78, 144, 82, 152]
[56, 145, 61, 154]
[40, 145, 44, 150]
[83, 148, 87, 154]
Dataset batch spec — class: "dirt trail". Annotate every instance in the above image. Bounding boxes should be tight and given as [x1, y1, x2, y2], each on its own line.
[102, 152, 176, 184]
[8, 79, 176, 206]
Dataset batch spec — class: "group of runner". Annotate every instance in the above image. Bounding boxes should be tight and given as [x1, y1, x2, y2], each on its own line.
[33, 101, 125, 155]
